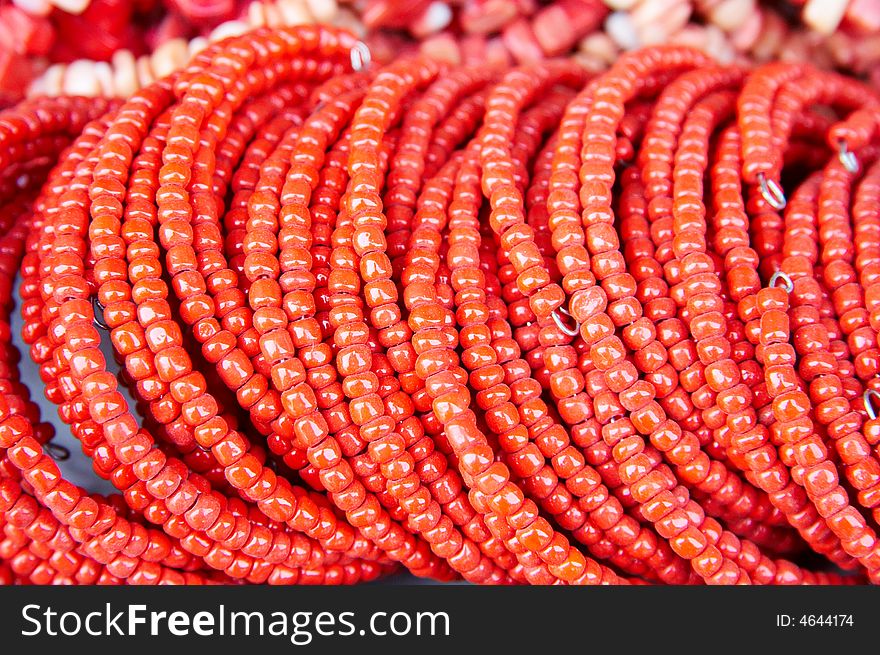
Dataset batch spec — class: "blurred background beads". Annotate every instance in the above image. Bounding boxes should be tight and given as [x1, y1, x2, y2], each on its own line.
[3, 1, 880, 104]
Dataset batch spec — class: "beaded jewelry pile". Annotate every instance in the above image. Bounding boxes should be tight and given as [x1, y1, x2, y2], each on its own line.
[4, 1, 880, 104]
[2, 24, 880, 585]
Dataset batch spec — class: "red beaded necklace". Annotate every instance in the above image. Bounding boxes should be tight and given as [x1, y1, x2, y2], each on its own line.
[2, 25, 880, 585]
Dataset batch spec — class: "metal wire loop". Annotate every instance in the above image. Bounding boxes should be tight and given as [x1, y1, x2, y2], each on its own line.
[864, 389, 880, 420]
[350, 42, 371, 71]
[758, 173, 786, 211]
[551, 306, 580, 337]
[92, 295, 110, 330]
[838, 140, 859, 174]
[45, 442, 71, 461]
[768, 270, 793, 293]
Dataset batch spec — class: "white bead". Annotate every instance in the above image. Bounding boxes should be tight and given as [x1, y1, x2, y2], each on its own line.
[12, 0, 53, 17]
[48, 0, 91, 15]
[210, 20, 250, 42]
[305, 0, 338, 22]
[151, 38, 189, 79]
[111, 49, 138, 98]
[63, 60, 101, 96]
[605, 12, 640, 50]
[802, 0, 848, 35]
[277, 0, 311, 25]
[92, 60, 114, 97]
